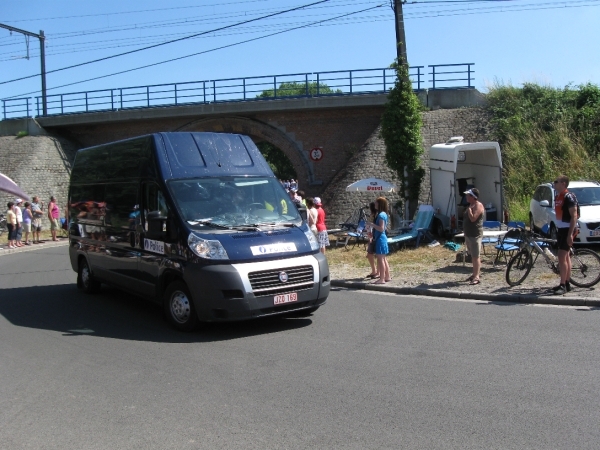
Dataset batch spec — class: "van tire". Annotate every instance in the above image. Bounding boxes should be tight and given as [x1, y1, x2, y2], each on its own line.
[78, 258, 100, 294]
[164, 281, 199, 332]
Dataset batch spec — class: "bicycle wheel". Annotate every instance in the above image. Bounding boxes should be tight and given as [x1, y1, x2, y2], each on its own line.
[569, 248, 600, 288]
[506, 249, 534, 286]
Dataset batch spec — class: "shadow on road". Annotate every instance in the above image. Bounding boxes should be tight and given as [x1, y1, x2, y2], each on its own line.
[0, 283, 314, 343]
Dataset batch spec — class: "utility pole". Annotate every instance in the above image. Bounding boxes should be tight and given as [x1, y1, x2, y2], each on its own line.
[393, 0, 408, 66]
[0, 23, 47, 116]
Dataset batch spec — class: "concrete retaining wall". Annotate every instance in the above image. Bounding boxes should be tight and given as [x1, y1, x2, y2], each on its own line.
[0, 135, 77, 229]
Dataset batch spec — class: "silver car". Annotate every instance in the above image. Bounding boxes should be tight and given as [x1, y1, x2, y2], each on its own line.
[529, 180, 600, 244]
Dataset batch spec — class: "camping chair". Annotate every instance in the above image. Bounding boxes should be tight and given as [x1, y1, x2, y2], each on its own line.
[344, 219, 368, 249]
[493, 227, 524, 267]
[386, 209, 435, 250]
[336, 219, 368, 249]
[481, 220, 502, 255]
[504, 221, 526, 244]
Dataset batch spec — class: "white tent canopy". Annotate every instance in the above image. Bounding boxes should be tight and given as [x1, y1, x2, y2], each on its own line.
[0, 173, 29, 201]
[345, 178, 397, 193]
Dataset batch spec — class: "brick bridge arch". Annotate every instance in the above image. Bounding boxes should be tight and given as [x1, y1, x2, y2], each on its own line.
[174, 116, 315, 186]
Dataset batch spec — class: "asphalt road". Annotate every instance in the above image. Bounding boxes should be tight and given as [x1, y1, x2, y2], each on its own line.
[1, 246, 600, 449]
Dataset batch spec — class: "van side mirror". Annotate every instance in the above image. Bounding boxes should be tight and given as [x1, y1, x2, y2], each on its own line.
[540, 200, 550, 207]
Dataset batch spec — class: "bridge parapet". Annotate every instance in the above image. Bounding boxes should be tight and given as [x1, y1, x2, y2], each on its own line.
[2, 64, 475, 120]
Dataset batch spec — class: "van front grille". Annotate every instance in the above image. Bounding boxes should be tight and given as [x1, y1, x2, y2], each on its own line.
[248, 265, 314, 295]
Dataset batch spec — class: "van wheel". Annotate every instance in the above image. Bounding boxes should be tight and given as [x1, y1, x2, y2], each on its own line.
[77, 259, 100, 294]
[163, 281, 198, 332]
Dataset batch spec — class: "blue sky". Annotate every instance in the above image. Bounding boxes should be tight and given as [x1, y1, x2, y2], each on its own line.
[1, 0, 599, 106]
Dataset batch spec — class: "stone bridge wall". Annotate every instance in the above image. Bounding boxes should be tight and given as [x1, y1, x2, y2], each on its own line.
[322, 108, 493, 229]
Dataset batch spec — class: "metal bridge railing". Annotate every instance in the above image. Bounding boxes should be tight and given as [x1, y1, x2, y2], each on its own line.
[1, 64, 474, 120]
[2, 98, 30, 120]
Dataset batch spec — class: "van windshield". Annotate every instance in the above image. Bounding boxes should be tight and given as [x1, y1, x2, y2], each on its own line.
[168, 177, 303, 229]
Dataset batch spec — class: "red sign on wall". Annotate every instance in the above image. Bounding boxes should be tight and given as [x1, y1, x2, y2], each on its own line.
[309, 147, 323, 161]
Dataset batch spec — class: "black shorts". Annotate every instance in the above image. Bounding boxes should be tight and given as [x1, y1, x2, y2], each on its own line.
[556, 228, 572, 252]
[367, 241, 375, 254]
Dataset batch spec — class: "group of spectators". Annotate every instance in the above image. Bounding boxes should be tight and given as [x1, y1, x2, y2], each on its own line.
[278, 179, 329, 254]
[280, 179, 298, 191]
[4, 195, 61, 249]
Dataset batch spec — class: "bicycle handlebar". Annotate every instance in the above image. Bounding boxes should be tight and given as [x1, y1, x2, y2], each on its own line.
[509, 224, 556, 244]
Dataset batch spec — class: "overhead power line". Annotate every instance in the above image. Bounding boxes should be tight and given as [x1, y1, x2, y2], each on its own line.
[6, 3, 386, 99]
[0, 0, 331, 86]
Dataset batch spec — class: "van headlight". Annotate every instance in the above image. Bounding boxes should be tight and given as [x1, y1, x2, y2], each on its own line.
[304, 229, 320, 251]
[188, 233, 229, 260]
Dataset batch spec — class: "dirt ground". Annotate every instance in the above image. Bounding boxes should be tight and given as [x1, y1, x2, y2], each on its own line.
[326, 239, 600, 300]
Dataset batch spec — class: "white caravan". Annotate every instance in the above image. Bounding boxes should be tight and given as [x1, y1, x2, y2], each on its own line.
[429, 137, 504, 235]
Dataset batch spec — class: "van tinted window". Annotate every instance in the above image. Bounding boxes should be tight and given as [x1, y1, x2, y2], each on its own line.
[71, 136, 153, 183]
[105, 184, 139, 229]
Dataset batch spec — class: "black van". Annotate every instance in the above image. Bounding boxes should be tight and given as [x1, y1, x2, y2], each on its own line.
[68, 132, 329, 330]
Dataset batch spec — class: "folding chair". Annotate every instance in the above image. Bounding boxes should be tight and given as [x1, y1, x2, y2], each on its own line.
[345, 220, 368, 249]
[481, 220, 502, 255]
[493, 228, 523, 267]
[504, 221, 526, 244]
[386, 209, 435, 250]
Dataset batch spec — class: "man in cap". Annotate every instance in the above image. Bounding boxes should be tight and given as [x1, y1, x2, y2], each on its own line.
[13, 198, 24, 247]
[463, 188, 484, 285]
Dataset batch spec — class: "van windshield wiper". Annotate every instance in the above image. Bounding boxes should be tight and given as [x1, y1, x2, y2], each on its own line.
[256, 222, 298, 228]
[188, 219, 230, 230]
[229, 225, 261, 231]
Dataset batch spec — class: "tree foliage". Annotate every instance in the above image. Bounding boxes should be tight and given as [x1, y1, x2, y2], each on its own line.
[380, 61, 424, 214]
[486, 82, 600, 221]
[255, 141, 297, 180]
[257, 81, 341, 98]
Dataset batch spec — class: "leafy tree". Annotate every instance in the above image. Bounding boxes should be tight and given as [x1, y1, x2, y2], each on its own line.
[486, 81, 600, 221]
[255, 141, 297, 180]
[380, 61, 424, 218]
[257, 81, 341, 98]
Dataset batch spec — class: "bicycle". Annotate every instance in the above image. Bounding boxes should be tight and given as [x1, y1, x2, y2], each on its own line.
[505, 225, 600, 288]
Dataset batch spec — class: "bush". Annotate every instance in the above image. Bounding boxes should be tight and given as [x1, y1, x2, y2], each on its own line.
[487, 82, 600, 222]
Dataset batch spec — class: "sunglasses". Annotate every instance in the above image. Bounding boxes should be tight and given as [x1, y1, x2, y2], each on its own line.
[553, 180, 561, 184]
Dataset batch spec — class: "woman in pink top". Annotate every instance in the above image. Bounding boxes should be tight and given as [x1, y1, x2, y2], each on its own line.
[48, 196, 61, 241]
[313, 197, 329, 254]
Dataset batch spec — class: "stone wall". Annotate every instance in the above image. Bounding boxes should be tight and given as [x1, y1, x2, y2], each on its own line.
[322, 107, 493, 229]
[0, 135, 77, 228]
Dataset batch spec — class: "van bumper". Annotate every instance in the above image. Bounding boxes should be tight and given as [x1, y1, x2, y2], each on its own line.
[183, 253, 330, 322]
